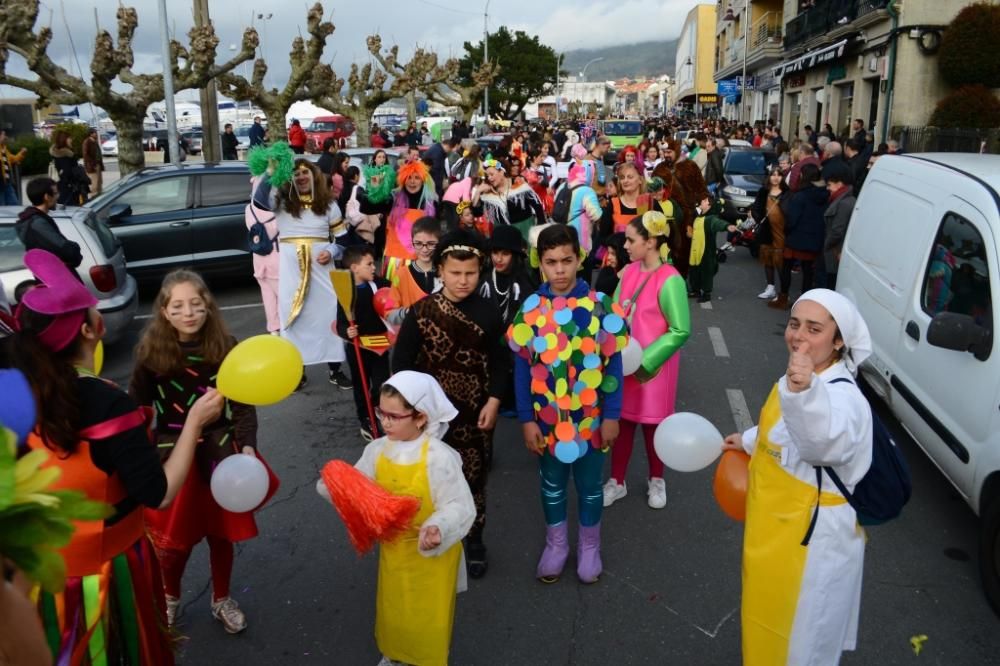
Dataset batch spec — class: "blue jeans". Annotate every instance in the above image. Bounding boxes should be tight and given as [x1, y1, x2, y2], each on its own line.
[1, 182, 18, 206]
[538, 445, 605, 527]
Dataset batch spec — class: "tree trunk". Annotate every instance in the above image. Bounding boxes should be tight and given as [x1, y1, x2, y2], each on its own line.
[406, 91, 417, 124]
[114, 112, 147, 177]
[263, 100, 289, 143]
[354, 113, 372, 148]
[461, 103, 477, 123]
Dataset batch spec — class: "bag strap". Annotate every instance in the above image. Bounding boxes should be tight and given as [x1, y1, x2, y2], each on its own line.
[801, 466, 823, 546]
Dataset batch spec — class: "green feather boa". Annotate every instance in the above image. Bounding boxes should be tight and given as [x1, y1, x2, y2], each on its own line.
[247, 141, 295, 188]
[363, 164, 396, 204]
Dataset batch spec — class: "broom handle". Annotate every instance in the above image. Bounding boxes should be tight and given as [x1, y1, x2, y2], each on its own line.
[351, 320, 379, 437]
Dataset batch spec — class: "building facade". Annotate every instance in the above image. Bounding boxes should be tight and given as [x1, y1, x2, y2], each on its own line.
[675, 4, 721, 116]
[712, 0, 972, 142]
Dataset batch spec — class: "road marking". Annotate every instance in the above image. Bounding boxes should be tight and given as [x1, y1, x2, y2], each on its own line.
[707, 326, 729, 358]
[726, 388, 754, 433]
[699, 300, 713, 310]
[135, 302, 263, 320]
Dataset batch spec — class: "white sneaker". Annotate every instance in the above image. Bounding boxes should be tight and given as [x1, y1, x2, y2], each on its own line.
[165, 594, 180, 626]
[719, 242, 734, 252]
[757, 284, 776, 300]
[647, 477, 667, 509]
[602, 479, 627, 507]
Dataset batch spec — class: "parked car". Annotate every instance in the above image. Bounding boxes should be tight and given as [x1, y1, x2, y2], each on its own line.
[474, 133, 507, 155]
[181, 130, 203, 156]
[305, 115, 356, 153]
[0, 206, 138, 344]
[101, 137, 119, 157]
[836, 152, 1000, 615]
[718, 147, 775, 222]
[84, 162, 254, 281]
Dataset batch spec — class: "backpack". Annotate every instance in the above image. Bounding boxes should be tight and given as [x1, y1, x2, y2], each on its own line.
[247, 207, 276, 256]
[551, 184, 580, 224]
[801, 377, 912, 545]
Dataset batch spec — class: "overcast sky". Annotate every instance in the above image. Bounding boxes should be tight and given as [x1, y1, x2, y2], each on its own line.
[1, 0, 692, 103]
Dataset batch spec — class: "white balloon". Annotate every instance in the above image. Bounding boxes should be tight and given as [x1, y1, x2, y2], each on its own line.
[654, 412, 724, 472]
[621, 338, 643, 376]
[210, 453, 269, 513]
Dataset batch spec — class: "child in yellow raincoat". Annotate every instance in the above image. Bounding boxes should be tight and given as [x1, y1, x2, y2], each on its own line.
[317, 371, 475, 666]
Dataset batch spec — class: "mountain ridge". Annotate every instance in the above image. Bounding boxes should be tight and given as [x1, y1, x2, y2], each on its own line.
[561, 40, 678, 81]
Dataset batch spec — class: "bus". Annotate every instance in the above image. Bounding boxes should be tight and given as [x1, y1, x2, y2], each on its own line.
[597, 119, 644, 150]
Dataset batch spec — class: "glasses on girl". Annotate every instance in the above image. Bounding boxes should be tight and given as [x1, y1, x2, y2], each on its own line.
[375, 408, 416, 425]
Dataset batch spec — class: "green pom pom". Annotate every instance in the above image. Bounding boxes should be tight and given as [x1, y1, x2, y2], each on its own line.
[245, 142, 296, 189]
[246, 145, 271, 177]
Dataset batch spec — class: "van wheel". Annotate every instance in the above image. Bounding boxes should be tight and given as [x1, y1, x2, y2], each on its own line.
[980, 492, 1000, 617]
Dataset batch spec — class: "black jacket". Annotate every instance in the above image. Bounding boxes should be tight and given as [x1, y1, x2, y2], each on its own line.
[781, 184, 828, 253]
[221, 132, 239, 159]
[15, 206, 83, 268]
[704, 149, 725, 187]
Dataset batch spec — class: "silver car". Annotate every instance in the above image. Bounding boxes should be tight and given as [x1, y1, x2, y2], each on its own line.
[0, 206, 138, 344]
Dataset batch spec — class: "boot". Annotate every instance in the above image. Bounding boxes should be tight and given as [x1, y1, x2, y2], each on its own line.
[536, 522, 570, 583]
[577, 522, 603, 584]
[767, 293, 789, 310]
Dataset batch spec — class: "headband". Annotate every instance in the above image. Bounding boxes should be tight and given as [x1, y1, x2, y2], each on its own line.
[641, 211, 672, 262]
[482, 157, 505, 173]
[440, 244, 483, 258]
[456, 200, 471, 215]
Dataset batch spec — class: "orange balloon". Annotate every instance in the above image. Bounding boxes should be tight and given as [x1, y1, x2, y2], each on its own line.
[713, 450, 751, 522]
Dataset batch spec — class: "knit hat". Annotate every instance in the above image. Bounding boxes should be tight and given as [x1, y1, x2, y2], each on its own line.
[490, 224, 526, 255]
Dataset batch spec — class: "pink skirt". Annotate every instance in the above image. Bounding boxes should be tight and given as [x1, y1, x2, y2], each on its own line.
[620, 353, 680, 424]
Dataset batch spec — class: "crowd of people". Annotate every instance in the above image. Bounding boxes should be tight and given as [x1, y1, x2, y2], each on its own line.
[0, 113, 882, 666]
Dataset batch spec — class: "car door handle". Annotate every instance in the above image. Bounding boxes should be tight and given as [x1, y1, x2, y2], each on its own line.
[169, 221, 190, 227]
[905, 320, 920, 341]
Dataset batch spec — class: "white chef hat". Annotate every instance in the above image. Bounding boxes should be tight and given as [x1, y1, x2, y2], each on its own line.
[794, 289, 873, 375]
[382, 371, 458, 439]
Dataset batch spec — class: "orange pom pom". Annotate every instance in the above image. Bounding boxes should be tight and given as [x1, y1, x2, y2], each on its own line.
[320, 460, 422, 555]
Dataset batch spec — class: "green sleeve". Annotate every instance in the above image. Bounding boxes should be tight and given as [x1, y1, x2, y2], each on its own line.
[707, 214, 731, 234]
[639, 274, 691, 373]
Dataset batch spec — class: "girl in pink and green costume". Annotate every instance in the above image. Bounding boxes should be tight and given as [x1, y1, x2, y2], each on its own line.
[603, 211, 691, 510]
[508, 225, 626, 584]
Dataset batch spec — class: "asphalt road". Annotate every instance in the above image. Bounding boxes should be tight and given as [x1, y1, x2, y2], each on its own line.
[100, 251, 1000, 665]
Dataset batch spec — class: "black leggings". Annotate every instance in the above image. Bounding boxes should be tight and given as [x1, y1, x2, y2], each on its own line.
[780, 259, 815, 297]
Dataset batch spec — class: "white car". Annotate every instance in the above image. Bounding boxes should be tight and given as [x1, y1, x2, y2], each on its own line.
[101, 137, 118, 157]
[837, 152, 1000, 615]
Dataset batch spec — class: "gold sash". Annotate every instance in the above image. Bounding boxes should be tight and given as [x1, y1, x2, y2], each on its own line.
[280, 236, 326, 328]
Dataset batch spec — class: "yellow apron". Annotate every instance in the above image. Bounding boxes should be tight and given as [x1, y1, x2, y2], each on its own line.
[742, 385, 847, 666]
[375, 440, 462, 666]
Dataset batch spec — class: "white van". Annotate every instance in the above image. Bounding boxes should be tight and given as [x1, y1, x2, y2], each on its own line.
[836, 153, 1000, 615]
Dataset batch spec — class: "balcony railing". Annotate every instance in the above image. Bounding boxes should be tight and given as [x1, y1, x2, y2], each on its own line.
[784, 0, 890, 49]
[750, 11, 784, 50]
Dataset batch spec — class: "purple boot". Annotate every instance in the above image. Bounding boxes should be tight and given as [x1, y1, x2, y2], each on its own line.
[577, 522, 603, 584]
[536, 522, 570, 583]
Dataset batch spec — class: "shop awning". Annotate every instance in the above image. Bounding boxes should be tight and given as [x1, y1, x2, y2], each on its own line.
[772, 39, 849, 78]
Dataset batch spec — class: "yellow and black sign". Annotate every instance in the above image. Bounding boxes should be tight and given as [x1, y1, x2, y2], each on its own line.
[697, 94, 719, 104]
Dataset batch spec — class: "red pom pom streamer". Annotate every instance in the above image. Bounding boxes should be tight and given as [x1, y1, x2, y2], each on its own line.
[320, 460, 422, 555]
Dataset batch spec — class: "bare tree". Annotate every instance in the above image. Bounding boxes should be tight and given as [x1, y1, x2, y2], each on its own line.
[368, 38, 463, 123]
[311, 59, 390, 149]
[216, 3, 339, 146]
[0, 0, 257, 175]
[424, 60, 498, 123]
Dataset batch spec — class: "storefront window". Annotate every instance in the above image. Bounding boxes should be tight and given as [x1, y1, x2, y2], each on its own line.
[839, 82, 854, 138]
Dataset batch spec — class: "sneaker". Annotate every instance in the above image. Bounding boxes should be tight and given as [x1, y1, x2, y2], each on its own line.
[329, 370, 353, 390]
[211, 596, 247, 634]
[602, 479, 627, 507]
[719, 242, 734, 252]
[647, 477, 667, 509]
[698, 292, 712, 303]
[757, 284, 776, 300]
[165, 594, 180, 627]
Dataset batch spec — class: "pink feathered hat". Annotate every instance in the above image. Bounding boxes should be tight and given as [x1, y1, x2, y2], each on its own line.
[16, 250, 96, 352]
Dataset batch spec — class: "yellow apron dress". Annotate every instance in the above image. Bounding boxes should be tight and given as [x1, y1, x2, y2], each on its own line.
[741, 385, 849, 666]
[375, 440, 463, 666]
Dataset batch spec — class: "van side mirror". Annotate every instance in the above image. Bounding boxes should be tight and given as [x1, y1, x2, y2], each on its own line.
[927, 311, 992, 361]
[107, 203, 132, 224]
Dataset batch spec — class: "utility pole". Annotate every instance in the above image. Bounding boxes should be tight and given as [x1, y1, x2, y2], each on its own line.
[193, 0, 221, 162]
[482, 1, 490, 126]
[740, 0, 750, 123]
[157, 0, 179, 165]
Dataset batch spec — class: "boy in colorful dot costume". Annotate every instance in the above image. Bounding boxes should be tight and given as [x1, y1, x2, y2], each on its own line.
[687, 196, 738, 303]
[507, 224, 626, 584]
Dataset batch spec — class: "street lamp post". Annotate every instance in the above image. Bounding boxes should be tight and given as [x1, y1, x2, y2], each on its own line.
[482, 1, 490, 124]
[725, 0, 752, 123]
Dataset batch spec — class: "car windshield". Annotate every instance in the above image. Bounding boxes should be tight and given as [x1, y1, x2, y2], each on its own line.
[0, 224, 26, 272]
[308, 121, 339, 132]
[602, 121, 642, 136]
[86, 171, 140, 208]
[726, 151, 768, 176]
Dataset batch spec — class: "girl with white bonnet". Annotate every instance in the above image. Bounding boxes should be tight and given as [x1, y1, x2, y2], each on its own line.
[722, 289, 874, 666]
[317, 371, 474, 666]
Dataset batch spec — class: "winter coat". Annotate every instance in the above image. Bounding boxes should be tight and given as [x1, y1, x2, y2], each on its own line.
[823, 187, 856, 273]
[782, 184, 828, 254]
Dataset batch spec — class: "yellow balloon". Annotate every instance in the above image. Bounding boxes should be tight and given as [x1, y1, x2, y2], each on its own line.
[94, 340, 104, 376]
[216, 335, 303, 406]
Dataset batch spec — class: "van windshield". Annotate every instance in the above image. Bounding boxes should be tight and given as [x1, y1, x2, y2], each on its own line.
[308, 121, 339, 132]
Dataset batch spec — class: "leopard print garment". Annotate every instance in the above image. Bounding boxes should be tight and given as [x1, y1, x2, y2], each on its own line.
[411, 293, 494, 542]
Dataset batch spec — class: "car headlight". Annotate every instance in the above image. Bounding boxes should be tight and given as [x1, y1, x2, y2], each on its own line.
[723, 185, 747, 197]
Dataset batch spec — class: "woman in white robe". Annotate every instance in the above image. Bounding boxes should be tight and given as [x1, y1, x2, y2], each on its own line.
[723, 289, 874, 666]
[253, 159, 347, 368]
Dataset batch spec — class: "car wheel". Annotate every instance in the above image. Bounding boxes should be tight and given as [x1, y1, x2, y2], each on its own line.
[979, 489, 1000, 617]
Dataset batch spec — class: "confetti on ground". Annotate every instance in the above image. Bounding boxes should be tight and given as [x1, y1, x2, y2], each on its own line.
[910, 634, 928, 656]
